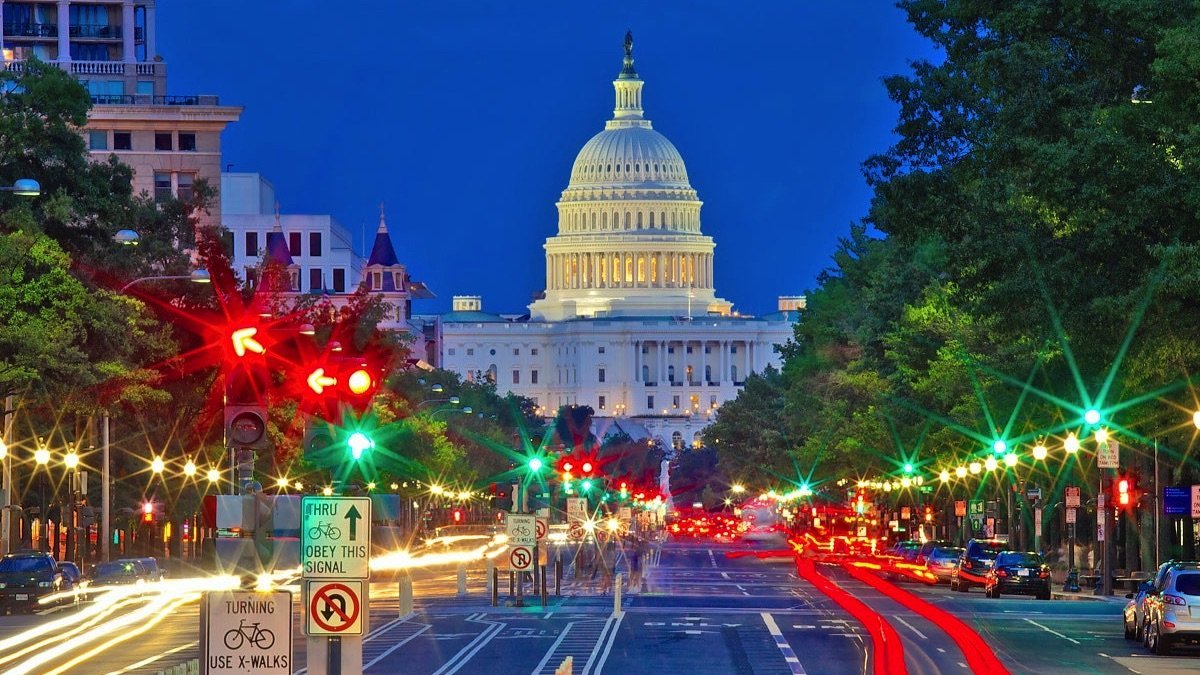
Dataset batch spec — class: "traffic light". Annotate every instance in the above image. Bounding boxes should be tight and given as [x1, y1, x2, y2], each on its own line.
[303, 418, 335, 461]
[142, 502, 154, 524]
[224, 324, 270, 450]
[347, 431, 374, 460]
[1115, 474, 1138, 509]
[452, 508, 463, 524]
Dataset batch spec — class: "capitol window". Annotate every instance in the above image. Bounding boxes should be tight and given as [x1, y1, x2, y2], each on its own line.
[448, 348, 456, 356]
[598, 396, 606, 410]
[531, 370, 538, 384]
[647, 395, 654, 409]
[531, 348, 539, 356]
[513, 348, 520, 356]
[598, 346, 605, 354]
[598, 368, 606, 383]
[467, 348, 474, 356]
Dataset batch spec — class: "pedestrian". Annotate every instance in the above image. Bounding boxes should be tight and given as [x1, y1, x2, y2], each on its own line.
[629, 536, 644, 591]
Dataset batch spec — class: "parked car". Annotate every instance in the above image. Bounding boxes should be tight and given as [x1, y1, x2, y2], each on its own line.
[1143, 565, 1200, 654]
[0, 551, 72, 614]
[118, 557, 165, 581]
[90, 560, 152, 586]
[924, 546, 965, 584]
[916, 540, 957, 564]
[1124, 561, 1199, 640]
[951, 538, 1007, 592]
[984, 551, 1051, 599]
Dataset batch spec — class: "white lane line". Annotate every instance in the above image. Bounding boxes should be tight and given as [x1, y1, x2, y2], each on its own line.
[582, 613, 624, 675]
[958, 662, 968, 669]
[364, 624, 432, 669]
[707, 550, 718, 568]
[103, 642, 196, 675]
[544, 612, 553, 619]
[762, 612, 807, 674]
[722, 572, 731, 580]
[936, 648, 946, 653]
[431, 618, 506, 675]
[1023, 618, 1081, 644]
[894, 615, 928, 640]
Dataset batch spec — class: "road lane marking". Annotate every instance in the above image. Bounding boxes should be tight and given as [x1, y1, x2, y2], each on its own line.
[722, 572, 731, 579]
[762, 612, 807, 674]
[936, 648, 946, 653]
[103, 642, 196, 675]
[582, 613, 624, 675]
[708, 550, 718, 568]
[894, 615, 928, 639]
[544, 612, 553, 619]
[431, 616, 506, 675]
[1023, 618, 1081, 644]
[364, 623, 432, 669]
[958, 662, 968, 668]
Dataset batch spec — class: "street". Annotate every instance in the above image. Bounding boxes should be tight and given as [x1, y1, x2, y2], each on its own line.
[0, 540, 1195, 674]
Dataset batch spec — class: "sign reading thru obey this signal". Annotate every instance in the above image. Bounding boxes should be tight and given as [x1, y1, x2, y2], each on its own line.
[305, 580, 363, 636]
[301, 496, 371, 578]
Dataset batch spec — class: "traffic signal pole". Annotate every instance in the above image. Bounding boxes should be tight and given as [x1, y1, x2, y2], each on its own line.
[1102, 474, 1114, 596]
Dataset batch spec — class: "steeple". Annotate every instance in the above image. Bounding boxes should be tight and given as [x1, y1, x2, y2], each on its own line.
[264, 200, 293, 265]
[610, 31, 648, 127]
[367, 201, 400, 267]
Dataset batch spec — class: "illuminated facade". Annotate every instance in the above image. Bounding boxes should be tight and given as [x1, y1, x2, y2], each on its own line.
[439, 38, 799, 449]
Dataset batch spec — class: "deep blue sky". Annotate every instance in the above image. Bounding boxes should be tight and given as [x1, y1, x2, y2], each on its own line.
[159, 2, 938, 316]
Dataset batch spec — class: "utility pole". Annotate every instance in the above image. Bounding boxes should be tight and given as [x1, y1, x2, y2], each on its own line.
[2, 395, 13, 555]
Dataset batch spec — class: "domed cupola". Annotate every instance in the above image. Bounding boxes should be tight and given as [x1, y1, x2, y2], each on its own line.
[530, 33, 731, 322]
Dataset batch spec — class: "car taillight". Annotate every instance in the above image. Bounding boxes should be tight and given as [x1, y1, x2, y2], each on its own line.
[964, 560, 972, 569]
[996, 569, 1008, 577]
[1038, 570, 1050, 578]
[1163, 594, 1187, 606]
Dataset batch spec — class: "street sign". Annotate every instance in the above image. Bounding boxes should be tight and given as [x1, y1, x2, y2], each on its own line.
[1097, 439, 1119, 469]
[1065, 486, 1080, 508]
[535, 517, 548, 542]
[1066, 507, 1076, 524]
[968, 499, 984, 516]
[300, 496, 371, 579]
[1164, 486, 1190, 515]
[201, 590, 292, 674]
[509, 545, 534, 570]
[1034, 507, 1042, 538]
[1097, 517, 1106, 541]
[1027, 486, 1042, 501]
[568, 521, 585, 541]
[1192, 485, 1200, 519]
[507, 514, 537, 546]
[954, 500, 966, 517]
[305, 580, 363, 636]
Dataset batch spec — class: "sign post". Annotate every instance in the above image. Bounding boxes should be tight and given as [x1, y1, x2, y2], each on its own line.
[507, 513, 536, 607]
[202, 590, 292, 674]
[302, 496, 372, 675]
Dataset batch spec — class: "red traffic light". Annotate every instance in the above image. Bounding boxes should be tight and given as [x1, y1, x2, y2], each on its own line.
[1117, 478, 1131, 506]
[142, 502, 154, 523]
[452, 509, 463, 524]
[581, 462, 593, 474]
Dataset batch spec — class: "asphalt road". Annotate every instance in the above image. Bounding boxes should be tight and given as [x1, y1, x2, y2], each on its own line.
[2, 540, 1198, 674]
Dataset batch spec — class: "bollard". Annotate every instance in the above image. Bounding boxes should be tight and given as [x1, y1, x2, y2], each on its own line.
[399, 572, 413, 616]
[555, 558, 562, 596]
[613, 572, 623, 616]
[486, 557, 495, 597]
[509, 570, 515, 599]
[457, 562, 467, 598]
[541, 564, 549, 606]
[533, 558, 540, 596]
[492, 566, 500, 607]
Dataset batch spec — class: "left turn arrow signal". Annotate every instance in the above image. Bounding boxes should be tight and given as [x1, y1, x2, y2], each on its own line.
[231, 327, 266, 357]
[307, 368, 337, 394]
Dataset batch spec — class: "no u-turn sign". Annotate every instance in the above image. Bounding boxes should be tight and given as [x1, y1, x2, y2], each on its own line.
[305, 580, 363, 636]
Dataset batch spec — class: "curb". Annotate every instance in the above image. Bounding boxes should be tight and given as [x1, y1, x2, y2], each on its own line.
[1051, 592, 1124, 603]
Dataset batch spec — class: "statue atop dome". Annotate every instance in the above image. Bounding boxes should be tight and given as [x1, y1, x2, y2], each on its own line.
[624, 30, 633, 57]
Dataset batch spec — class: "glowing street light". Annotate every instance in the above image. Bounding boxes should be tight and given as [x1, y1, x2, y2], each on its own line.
[939, 470, 950, 482]
[34, 438, 50, 466]
[0, 439, 7, 460]
[1084, 409, 1101, 425]
[903, 463, 914, 474]
[275, 476, 290, 489]
[206, 468, 221, 483]
[969, 462, 982, 475]
[984, 456, 999, 472]
[731, 484, 746, 494]
[322, 486, 334, 496]
[1003, 452, 1018, 468]
[956, 466, 968, 479]
[1193, 410, 1200, 430]
[63, 450, 79, 470]
[1064, 433, 1080, 454]
[992, 440, 1007, 454]
[1095, 427, 1109, 444]
[150, 456, 165, 474]
[1032, 443, 1048, 461]
[183, 459, 197, 477]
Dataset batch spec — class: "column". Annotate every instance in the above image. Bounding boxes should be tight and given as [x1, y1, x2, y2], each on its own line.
[720, 341, 728, 384]
[633, 341, 641, 383]
[658, 342, 666, 384]
[700, 341, 707, 385]
[546, 255, 553, 290]
[145, 1, 157, 62]
[122, 1, 135, 62]
[57, 0, 70, 63]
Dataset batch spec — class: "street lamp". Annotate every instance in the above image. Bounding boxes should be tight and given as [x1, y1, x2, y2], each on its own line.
[120, 269, 211, 292]
[206, 468, 221, 484]
[183, 459, 197, 478]
[0, 178, 40, 196]
[150, 456, 165, 475]
[1064, 433, 1080, 454]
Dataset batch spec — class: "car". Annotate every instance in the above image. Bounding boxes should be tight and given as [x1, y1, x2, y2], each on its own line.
[118, 557, 165, 581]
[0, 551, 73, 614]
[1143, 566, 1200, 654]
[1124, 561, 1199, 640]
[915, 540, 956, 564]
[924, 546, 965, 584]
[984, 551, 1051, 599]
[90, 560, 152, 586]
[951, 538, 1007, 592]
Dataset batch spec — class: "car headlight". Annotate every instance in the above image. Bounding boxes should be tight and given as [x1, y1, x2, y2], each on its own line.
[38, 581, 52, 588]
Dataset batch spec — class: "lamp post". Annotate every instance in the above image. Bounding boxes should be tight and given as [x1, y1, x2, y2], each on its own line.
[120, 268, 211, 292]
[0, 178, 40, 196]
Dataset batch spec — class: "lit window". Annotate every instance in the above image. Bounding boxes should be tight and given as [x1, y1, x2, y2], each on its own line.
[598, 395, 606, 410]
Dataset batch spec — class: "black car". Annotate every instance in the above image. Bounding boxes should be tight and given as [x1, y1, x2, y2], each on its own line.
[0, 551, 72, 614]
[90, 560, 152, 586]
[952, 538, 1007, 592]
[985, 551, 1052, 599]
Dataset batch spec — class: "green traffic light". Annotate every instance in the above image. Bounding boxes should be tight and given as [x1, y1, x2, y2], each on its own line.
[1084, 409, 1101, 425]
[348, 431, 374, 460]
[903, 463, 913, 474]
[992, 440, 1007, 454]
[581, 479, 593, 492]
[528, 458, 544, 472]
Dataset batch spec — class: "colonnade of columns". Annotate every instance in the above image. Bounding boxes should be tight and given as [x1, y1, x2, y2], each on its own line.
[546, 251, 713, 291]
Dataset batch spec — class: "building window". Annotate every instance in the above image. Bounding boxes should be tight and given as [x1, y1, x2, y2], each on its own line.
[686, 346, 693, 354]
[88, 130, 107, 150]
[288, 232, 302, 257]
[690, 394, 699, 409]
[731, 345, 738, 353]
[371, 271, 381, 289]
[513, 348, 520, 356]
[154, 132, 173, 151]
[692, 432, 703, 449]
[710, 395, 718, 409]
[153, 172, 171, 202]
[598, 395, 606, 410]
[245, 231, 259, 257]
[598, 346, 605, 354]
[113, 131, 132, 150]
[466, 348, 474, 356]
[531, 370, 538, 384]
[176, 173, 194, 201]
[705, 365, 712, 382]
[178, 132, 197, 152]
[531, 348, 539, 356]
[598, 368, 605, 383]
[647, 395, 654, 409]
[448, 348, 456, 356]
[668, 346, 675, 354]
[672, 395, 680, 409]
[672, 431, 683, 450]
[309, 268, 322, 291]
[667, 365, 675, 382]
[731, 365, 738, 382]
[642, 365, 650, 382]
[333, 268, 346, 293]
[513, 370, 520, 385]
[309, 232, 322, 257]
[136, 81, 154, 96]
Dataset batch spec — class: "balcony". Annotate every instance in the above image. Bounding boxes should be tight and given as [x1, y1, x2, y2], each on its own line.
[90, 94, 221, 106]
[3, 22, 58, 38]
[69, 24, 122, 39]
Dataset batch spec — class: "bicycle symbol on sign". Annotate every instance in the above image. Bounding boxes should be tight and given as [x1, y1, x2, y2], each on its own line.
[223, 619, 276, 650]
[308, 522, 342, 540]
[510, 523, 532, 538]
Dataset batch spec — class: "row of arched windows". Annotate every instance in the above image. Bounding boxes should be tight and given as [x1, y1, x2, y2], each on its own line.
[575, 161, 685, 181]
[560, 207, 698, 233]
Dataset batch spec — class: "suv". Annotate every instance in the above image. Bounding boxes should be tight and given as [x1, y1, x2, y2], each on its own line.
[952, 539, 1007, 592]
[916, 540, 957, 565]
[0, 551, 72, 614]
[984, 551, 1051, 599]
[1144, 566, 1200, 654]
[1124, 561, 1199, 641]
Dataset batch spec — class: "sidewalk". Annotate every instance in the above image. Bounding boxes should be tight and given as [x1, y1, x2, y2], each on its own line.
[1051, 589, 1128, 603]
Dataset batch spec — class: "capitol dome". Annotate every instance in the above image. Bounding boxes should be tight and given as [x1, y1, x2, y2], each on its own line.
[529, 34, 732, 322]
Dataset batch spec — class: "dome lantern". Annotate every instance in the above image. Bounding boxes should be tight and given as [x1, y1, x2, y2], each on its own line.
[612, 31, 646, 125]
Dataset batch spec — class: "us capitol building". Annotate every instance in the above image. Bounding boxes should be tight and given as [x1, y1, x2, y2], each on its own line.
[439, 35, 800, 450]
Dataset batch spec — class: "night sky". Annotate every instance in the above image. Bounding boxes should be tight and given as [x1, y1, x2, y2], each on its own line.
[158, 1, 938, 316]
